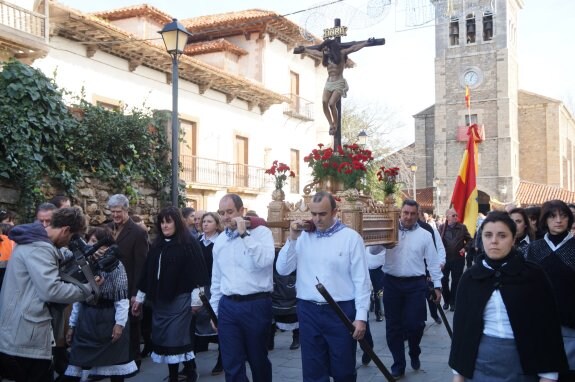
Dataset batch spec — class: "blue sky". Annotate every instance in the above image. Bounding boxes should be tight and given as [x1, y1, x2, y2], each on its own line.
[59, 0, 575, 145]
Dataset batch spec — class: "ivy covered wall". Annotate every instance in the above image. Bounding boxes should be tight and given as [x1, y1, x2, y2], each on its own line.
[0, 59, 175, 222]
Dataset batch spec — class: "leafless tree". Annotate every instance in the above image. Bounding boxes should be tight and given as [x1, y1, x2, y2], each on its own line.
[341, 101, 416, 200]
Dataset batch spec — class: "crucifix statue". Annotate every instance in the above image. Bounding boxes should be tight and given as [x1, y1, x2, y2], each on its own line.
[294, 19, 384, 148]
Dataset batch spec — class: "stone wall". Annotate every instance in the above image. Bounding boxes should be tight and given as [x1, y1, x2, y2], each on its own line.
[0, 176, 161, 228]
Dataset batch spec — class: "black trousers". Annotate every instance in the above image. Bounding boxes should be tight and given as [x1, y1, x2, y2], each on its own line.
[0, 353, 53, 382]
[441, 257, 465, 306]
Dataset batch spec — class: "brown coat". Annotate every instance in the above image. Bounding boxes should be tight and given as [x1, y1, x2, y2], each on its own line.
[107, 219, 148, 297]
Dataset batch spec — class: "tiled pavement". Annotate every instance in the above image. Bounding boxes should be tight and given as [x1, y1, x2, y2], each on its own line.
[131, 309, 454, 382]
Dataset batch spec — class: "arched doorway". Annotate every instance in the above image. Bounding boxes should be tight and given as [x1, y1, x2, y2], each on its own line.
[478, 190, 490, 214]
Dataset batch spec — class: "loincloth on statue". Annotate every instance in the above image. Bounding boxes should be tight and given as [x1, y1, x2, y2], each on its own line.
[324, 78, 349, 98]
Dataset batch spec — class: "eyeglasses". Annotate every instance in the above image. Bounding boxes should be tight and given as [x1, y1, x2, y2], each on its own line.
[451, 214, 458, 217]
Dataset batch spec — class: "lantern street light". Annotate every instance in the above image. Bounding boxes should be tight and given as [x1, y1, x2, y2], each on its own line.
[410, 163, 418, 201]
[357, 130, 368, 146]
[158, 19, 192, 207]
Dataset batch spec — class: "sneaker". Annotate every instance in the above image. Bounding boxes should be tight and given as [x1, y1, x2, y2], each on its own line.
[375, 314, 383, 322]
[442, 303, 449, 310]
[411, 357, 421, 370]
[450, 305, 456, 312]
[434, 317, 442, 325]
[361, 352, 371, 366]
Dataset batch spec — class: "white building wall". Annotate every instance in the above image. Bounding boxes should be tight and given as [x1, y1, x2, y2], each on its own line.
[34, 34, 325, 215]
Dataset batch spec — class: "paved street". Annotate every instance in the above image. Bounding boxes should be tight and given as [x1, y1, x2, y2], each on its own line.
[132, 309, 454, 382]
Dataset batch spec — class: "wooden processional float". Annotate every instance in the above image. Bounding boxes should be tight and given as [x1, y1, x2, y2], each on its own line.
[264, 181, 400, 249]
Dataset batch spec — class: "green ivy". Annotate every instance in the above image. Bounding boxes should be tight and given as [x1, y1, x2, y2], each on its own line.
[0, 60, 174, 220]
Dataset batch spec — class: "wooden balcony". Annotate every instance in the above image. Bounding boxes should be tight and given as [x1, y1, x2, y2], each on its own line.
[181, 155, 267, 192]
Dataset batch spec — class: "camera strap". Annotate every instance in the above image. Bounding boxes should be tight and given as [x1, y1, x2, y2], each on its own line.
[60, 263, 100, 304]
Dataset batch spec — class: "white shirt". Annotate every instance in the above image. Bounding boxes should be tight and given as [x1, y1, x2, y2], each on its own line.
[383, 225, 442, 287]
[69, 299, 129, 327]
[200, 232, 219, 247]
[209, 225, 275, 315]
[276, 226, 371, 322]
[366, 245, 386, 270]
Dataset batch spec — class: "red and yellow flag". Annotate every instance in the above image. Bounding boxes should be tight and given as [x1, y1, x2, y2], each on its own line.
[465, 86, 470, 109]
[450, 124, 480, 237]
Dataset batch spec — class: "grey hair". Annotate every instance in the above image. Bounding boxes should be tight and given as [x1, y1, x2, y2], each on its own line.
[107, 194, 130, 210]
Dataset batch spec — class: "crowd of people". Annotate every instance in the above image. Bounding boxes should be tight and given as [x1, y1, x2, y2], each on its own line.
[0, 193, 574, 382]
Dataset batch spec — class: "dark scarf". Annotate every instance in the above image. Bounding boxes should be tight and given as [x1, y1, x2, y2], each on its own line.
[142, 237, 207, 302]
[514, 233, 526, 246]
[548, 230, 569, 246]
[483, 249, 516, 270]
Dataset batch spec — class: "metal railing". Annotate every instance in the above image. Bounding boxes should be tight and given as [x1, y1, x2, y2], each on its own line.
[181, 155, 267, 190]
[0, 1, 47, 41]
[283, 93, 314, 121]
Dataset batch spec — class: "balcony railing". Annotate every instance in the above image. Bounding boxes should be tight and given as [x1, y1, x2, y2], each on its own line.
[181, 155, 267, 191]
[0, 1, 47, 41]
[283, 93, 314, 121]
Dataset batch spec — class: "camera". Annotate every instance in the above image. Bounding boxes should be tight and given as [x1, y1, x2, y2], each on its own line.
[61, 235, 120, 283]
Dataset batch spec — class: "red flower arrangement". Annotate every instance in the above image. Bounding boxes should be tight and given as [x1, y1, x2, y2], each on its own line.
[265, 160, 295, 190]
[376, 165, 402, 196]
[303, 143, 374, 189]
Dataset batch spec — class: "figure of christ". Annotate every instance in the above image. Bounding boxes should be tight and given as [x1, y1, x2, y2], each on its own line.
[300, 38, 373, 135]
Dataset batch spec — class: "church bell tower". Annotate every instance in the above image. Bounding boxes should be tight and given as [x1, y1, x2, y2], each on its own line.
[429, 0, 524, 210]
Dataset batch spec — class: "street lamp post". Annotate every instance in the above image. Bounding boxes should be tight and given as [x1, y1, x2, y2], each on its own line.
[159, 19, 192, 207]
[410, 163, 418, 201]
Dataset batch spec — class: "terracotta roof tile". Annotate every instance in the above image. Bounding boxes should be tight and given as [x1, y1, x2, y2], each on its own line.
[516, 181, 575, 206]
[183, 9, 317, 46]
[50, 2, 288, 110]
[185, 39, 247, 56]
[183, 9, 277, 29]
[400, 187, 435, 211]
[91, 4, 173, 25]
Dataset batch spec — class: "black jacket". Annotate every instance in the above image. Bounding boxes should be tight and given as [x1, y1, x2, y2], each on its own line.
[527, 237, 575, 328]
[139, 236, 208, 303]
[448, 250, 568, 378]
[440, 222, 472, 262]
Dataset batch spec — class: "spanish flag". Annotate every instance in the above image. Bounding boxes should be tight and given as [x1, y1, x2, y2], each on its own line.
[465, 86, 470, 109]
[450, 124, 480, 237]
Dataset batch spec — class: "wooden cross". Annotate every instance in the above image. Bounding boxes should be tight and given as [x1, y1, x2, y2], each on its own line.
[294, 19, 385, 149]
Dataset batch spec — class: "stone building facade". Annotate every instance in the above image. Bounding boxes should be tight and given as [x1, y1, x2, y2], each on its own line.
[414, 0, 575, 213]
